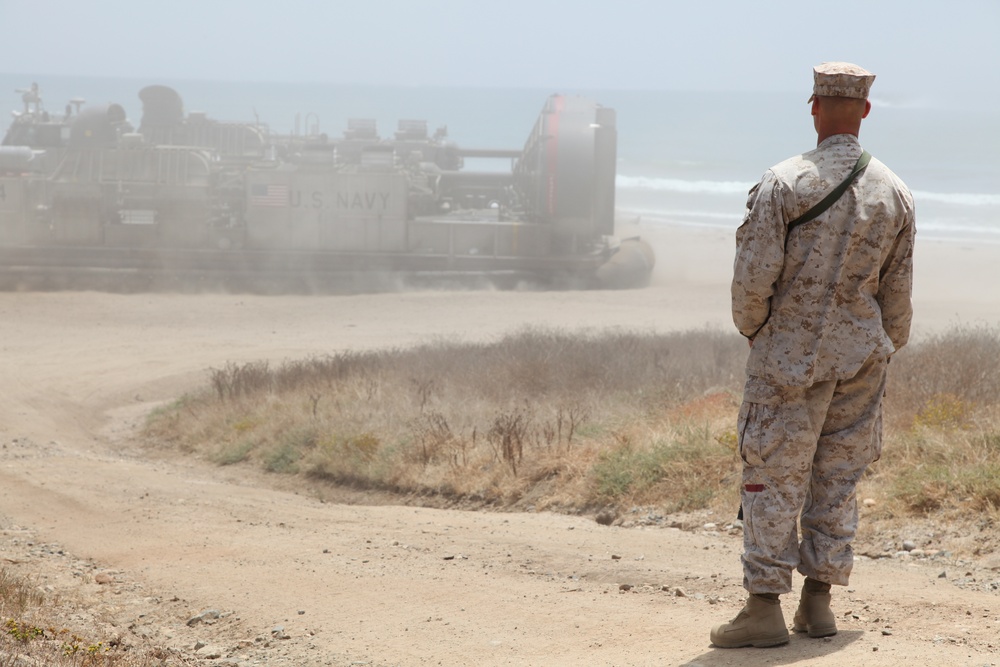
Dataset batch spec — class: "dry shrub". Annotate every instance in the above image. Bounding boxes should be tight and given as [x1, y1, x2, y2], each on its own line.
[201, 328, 747, 410]
[145, 324, 1000, 520]
[210, 360, 271, 400]
[887, 323, 1000, 426]
[870, 325, 1000, 515]
[487, 408, 531, 475]
[145, 327, 748, 513]
[409, 411, 462, 466]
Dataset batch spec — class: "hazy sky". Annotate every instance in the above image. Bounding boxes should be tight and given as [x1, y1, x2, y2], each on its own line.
[1, 0, 996, 104]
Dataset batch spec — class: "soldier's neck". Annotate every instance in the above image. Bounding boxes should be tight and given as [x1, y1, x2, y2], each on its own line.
[816, 127, 860, 146]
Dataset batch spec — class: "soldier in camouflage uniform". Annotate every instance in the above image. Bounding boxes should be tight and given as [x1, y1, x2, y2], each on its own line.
[710, 62, 915, 648]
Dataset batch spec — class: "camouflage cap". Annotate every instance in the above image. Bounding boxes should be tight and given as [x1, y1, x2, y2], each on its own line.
[807, 62, 876, 103]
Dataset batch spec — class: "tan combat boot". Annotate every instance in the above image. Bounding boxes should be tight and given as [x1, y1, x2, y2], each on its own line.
[792, 577, 838, 638]
[710, 593, 789, 648]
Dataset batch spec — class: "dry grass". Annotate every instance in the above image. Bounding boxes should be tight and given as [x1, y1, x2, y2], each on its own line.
[876, 325, 1000, 521]
[0, 567, 165, 667]
[144, 327, 747, 512]
[142, 323, 1000, 529]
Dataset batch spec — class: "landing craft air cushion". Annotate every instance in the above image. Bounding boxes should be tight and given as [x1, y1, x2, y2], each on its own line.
[0, 84, 654, 291]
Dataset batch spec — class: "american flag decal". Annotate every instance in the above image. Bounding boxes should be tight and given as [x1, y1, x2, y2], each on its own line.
[249, 184, 289, 207]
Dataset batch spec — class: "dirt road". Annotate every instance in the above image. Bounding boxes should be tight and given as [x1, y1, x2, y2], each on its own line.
[2, 229, 999, 665]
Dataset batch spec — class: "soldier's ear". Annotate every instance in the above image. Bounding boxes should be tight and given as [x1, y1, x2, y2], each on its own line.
[862, 99, 872, 119]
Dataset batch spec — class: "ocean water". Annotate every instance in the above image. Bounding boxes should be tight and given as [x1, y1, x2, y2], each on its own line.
[2, 74, 997, 243]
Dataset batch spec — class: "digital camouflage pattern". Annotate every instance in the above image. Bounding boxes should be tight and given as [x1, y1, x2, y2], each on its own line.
[732, 133, 915, 386]
[731, 131, 914, 594]
[807, 62, 875, 102]
[738, 355, 886, 592]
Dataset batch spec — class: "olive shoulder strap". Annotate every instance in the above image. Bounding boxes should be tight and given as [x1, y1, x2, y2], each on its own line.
[786, 150, 872, 234]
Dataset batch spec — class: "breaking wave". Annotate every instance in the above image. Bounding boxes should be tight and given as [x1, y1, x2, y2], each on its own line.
[618, 175, 1000, 208]
[616, 175, 754, 196]
[910, 190, 1000, 207]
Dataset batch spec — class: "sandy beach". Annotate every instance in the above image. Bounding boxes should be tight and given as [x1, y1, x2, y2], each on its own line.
[1, 222, 998, 666]
[634, 221, 999, 339]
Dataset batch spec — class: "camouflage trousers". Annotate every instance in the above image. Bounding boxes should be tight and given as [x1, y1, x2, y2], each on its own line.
[737, 354, 887, 594]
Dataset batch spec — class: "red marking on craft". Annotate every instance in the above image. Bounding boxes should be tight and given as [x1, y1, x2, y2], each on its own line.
[745, 484, 765, 492]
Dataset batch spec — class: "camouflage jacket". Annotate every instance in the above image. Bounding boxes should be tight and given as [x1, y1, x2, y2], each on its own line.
[732, 134, 915, 386]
